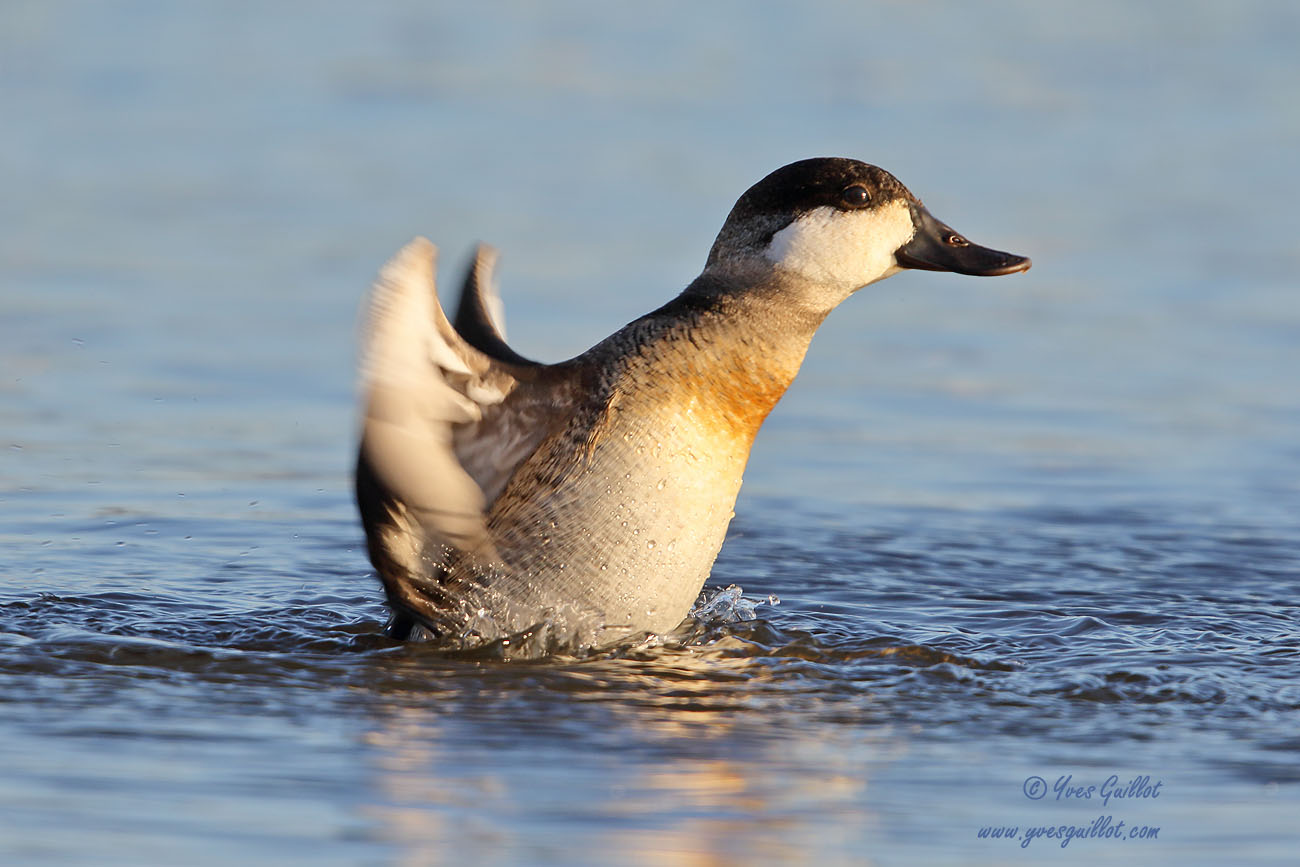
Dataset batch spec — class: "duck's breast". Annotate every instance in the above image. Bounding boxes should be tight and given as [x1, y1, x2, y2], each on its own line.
[484, 322, 795, 639]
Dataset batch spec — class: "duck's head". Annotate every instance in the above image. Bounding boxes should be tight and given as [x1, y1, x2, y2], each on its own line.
[704, 157, 1030, 307]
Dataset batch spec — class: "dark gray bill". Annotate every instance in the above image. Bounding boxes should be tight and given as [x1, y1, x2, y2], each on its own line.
[895, 203, 1031, 276]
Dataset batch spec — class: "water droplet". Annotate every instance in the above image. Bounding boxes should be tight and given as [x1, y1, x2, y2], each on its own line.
[656, 479, 666, 490]
[646, 540, 656, 550]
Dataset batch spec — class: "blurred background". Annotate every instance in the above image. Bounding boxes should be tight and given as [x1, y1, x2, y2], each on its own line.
[5, 1, 1297, 517]
[2, 2, 1298, 864]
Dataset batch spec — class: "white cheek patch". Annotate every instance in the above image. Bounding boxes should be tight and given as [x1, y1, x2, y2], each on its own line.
[765, 201, 916, 289]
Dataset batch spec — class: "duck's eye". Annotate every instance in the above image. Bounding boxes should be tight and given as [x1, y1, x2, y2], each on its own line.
[840, 185, 871, 208]
[946, 234, 970, 247]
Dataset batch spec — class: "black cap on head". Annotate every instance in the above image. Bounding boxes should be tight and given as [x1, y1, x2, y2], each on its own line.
[726, 157, 912, 221]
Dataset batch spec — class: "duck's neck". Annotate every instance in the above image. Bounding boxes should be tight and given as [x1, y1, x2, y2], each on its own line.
[618, 274, 830, 445]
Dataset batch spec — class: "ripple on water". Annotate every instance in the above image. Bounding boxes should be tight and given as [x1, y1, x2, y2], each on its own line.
[2, 502, 1298, 757]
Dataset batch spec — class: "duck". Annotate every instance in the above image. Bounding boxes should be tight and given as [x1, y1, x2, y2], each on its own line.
[355, 157, 1030, 649]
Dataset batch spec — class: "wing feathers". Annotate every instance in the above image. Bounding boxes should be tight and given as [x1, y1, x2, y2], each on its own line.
[359, 238, 508, 561]
[357, 238, 579, 632]
[453, 243, 535, 366]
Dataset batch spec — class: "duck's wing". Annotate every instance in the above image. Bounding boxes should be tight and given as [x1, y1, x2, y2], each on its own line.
[357, 238, 556, 593]
[452, 243, 535, 366]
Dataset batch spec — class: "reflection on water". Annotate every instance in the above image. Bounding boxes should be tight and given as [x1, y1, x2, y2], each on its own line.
[357, 619, 891, 866]
[3, 0, 1300, 863]
[364, 700, 878, 867]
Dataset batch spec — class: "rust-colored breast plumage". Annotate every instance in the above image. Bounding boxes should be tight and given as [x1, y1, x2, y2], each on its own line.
[470, 303, 811, 643]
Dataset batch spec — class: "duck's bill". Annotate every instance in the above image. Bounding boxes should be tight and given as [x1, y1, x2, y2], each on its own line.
[895, 203, 1031, 276]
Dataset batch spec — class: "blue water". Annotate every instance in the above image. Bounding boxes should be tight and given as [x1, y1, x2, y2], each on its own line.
[3, 1, 1299, 864]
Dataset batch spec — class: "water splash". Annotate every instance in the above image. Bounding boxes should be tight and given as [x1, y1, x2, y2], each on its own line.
[689, 584, 780, 625]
